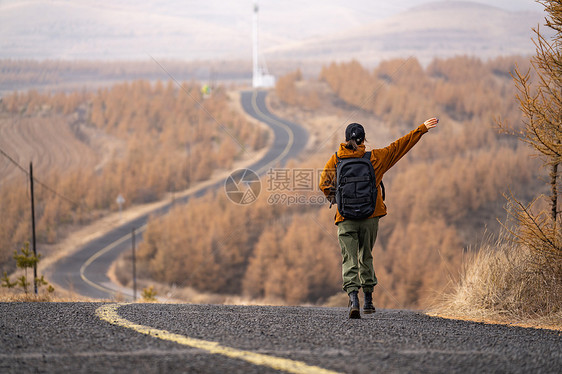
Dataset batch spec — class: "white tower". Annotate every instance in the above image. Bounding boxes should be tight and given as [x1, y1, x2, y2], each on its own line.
[252, 1, 275, 88]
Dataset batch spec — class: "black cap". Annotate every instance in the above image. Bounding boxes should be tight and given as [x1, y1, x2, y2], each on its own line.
[345, 123, 365, 142]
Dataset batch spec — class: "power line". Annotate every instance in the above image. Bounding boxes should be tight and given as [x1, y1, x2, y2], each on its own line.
[0, 146, 81, 208]
[0, 147, 27, 174]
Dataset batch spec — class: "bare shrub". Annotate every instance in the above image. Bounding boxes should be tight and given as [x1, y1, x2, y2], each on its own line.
[431, 233, 562, 328]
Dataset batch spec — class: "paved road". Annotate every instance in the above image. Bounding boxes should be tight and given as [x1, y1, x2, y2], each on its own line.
[47, 90, 308, 300]
[1, 302, 560, 373]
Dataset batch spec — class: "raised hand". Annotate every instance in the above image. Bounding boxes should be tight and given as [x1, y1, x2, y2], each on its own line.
[423, 117, 439, 131]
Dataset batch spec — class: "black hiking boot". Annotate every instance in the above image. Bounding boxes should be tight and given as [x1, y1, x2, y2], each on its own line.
[348, 291, 361, 319]
[363, 292, 376, 314]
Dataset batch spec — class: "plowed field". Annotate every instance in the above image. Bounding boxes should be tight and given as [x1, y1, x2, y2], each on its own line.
[0, 112, 106, 184]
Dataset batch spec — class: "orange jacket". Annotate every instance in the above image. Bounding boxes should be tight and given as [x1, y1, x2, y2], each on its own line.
[319, 123, 429, 224]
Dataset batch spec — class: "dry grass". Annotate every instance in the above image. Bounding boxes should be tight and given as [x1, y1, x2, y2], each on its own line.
[0, 288, 99, 302]
[429, 234, 562, 331]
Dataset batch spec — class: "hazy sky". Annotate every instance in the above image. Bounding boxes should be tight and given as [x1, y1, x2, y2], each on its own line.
[287, 0, 544, 20]
[344, 0, 543, 13]
[0, 0, 548, 60]
[256, 0, 546, 44]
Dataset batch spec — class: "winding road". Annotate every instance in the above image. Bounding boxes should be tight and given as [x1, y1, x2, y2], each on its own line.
[47, 90, 308, 300]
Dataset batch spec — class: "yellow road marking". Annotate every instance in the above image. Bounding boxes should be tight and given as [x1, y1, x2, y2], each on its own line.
[80, 224, 147, 295]
[96, 303, 342, 374]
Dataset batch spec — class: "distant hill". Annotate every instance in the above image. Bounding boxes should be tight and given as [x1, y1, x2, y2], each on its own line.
[0, 1, 546, 64]
[265, 1, 547, 64]
[0, 1, 250, 60]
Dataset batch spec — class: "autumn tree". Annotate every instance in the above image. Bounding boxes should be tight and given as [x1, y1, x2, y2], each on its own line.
[504, 0, 562, 257]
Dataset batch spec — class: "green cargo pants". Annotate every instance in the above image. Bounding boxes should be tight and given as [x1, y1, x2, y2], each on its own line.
[337, 217, 379, 294]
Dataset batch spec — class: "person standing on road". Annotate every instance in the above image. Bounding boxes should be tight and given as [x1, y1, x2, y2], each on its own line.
[319, 118, 438, 319]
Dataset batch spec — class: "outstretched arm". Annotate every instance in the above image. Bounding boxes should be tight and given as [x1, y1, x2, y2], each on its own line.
[376, 117, 439, 173]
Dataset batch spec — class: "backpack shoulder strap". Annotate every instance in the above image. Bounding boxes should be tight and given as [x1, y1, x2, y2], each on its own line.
[363, 151, 386, 201]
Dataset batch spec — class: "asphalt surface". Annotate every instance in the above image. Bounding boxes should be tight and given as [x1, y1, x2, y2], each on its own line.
[47, 89, 308, 300]
[1, 302, 560, 373]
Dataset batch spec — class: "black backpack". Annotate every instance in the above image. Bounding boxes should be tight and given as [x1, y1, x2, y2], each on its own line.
[335, 151, 383, 219]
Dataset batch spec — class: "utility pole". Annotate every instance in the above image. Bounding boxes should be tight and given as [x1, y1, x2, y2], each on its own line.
[252, 0, 275, 88]
[132, 227, 137, 301]
[252, 1, 259, 88]
[29, 162, 38, 295]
